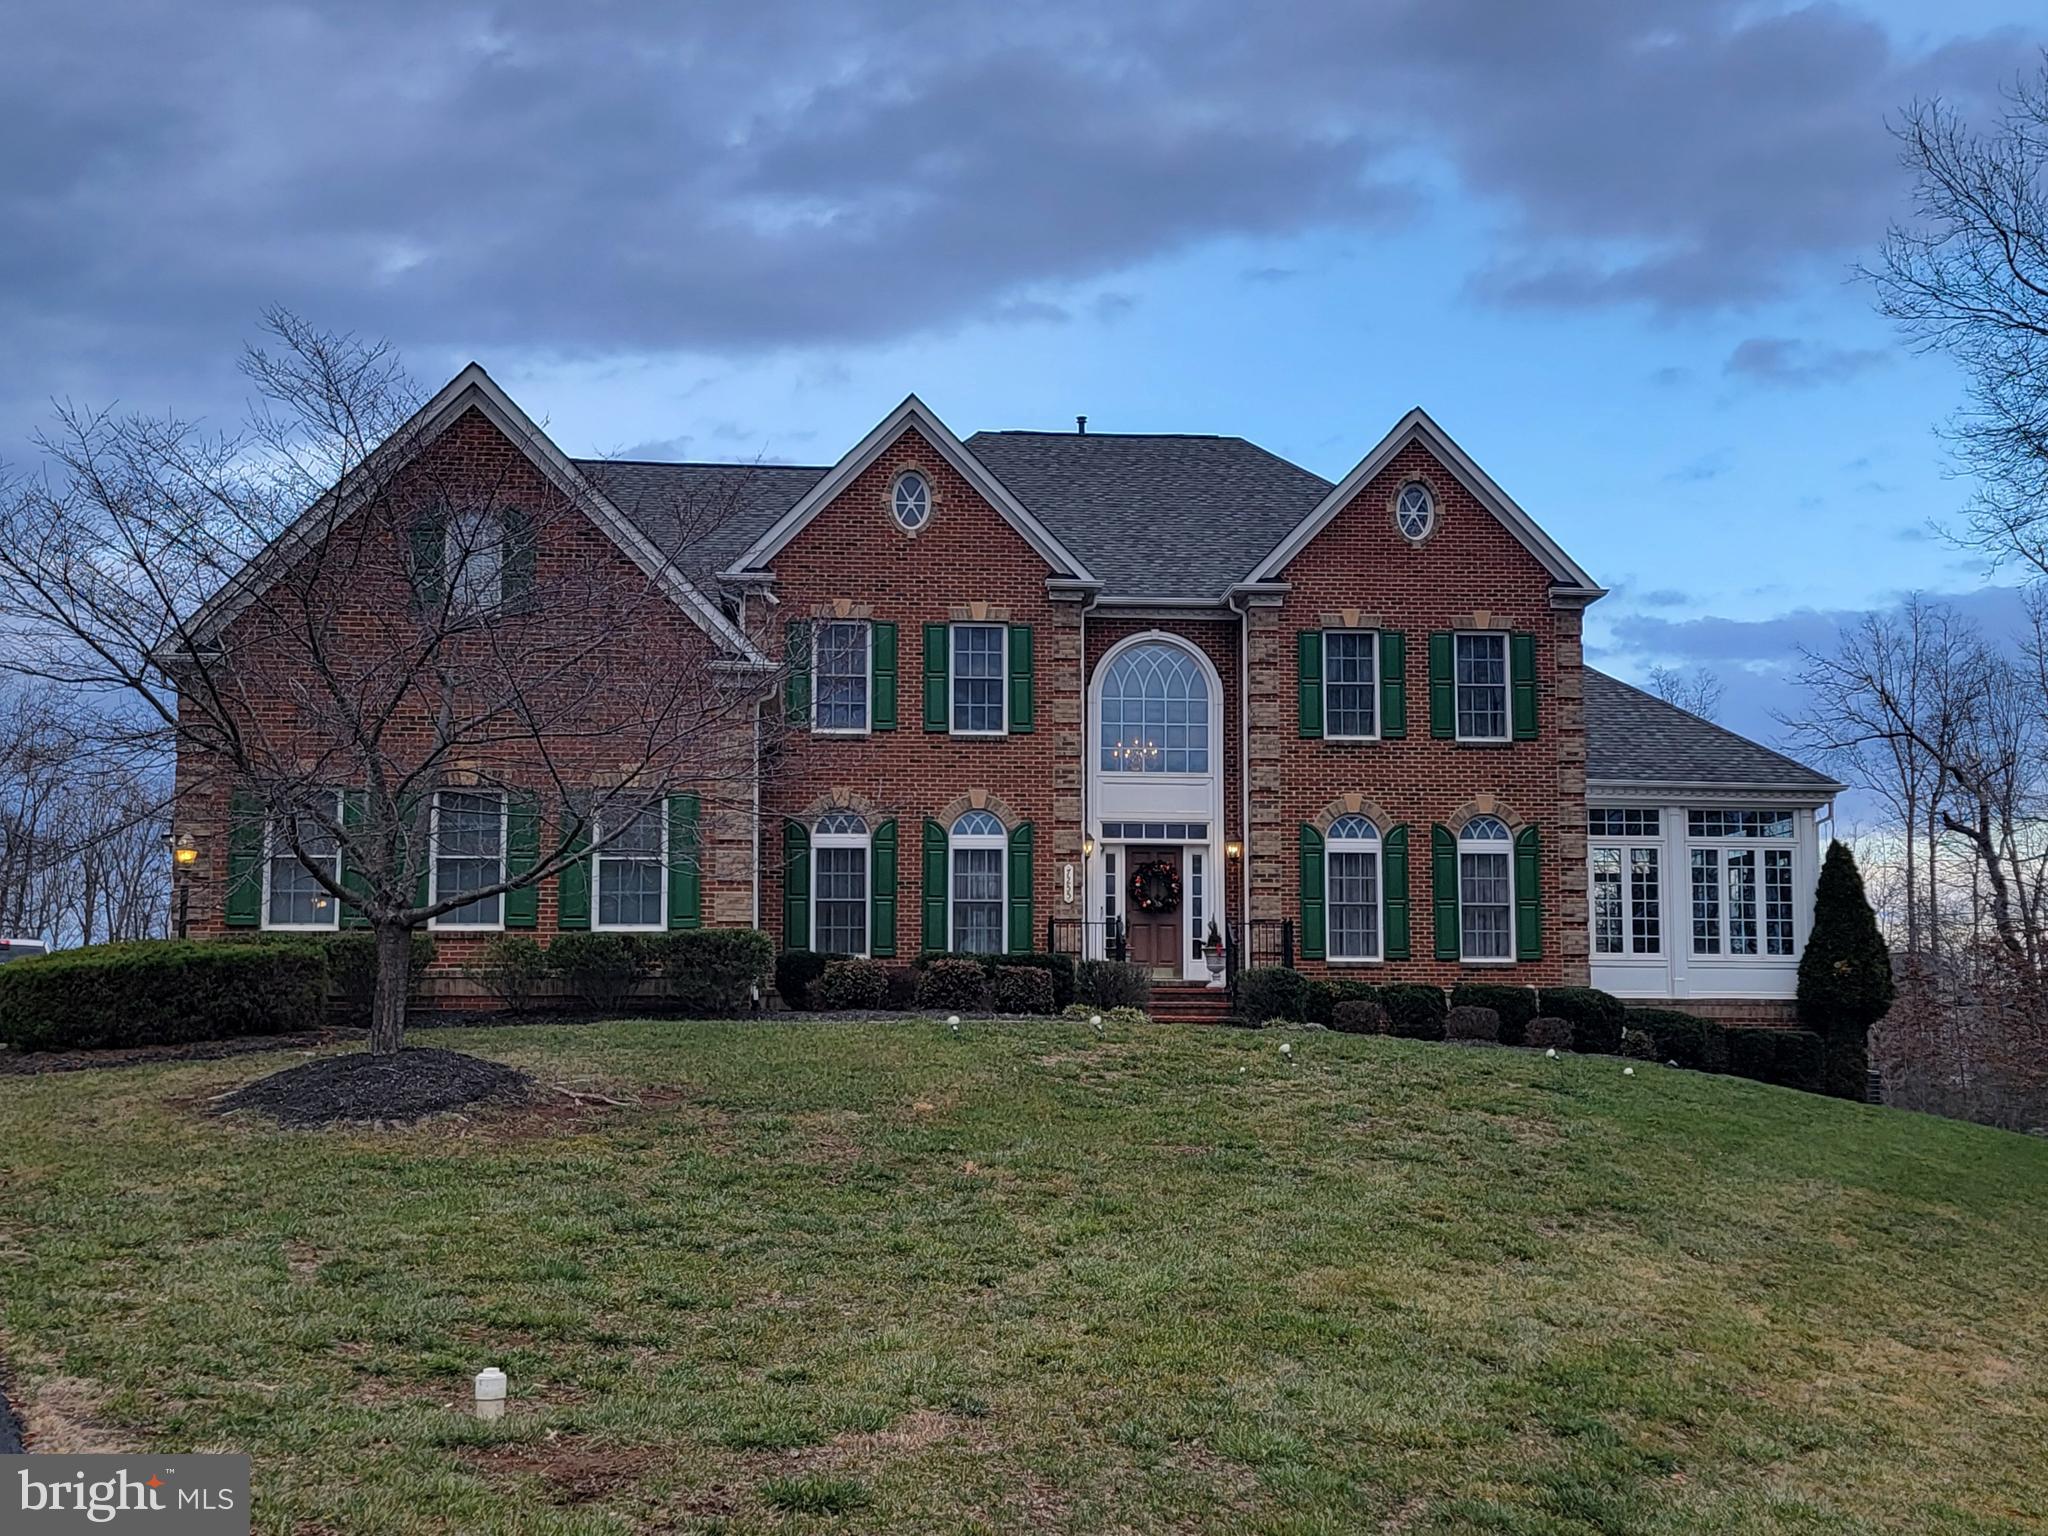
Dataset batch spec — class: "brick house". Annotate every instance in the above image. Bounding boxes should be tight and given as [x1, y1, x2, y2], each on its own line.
[175, 365, 1840, 1019]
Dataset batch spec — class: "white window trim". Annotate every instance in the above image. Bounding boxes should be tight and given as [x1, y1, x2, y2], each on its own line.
[1590, 841, 1664, 960]
[1395, 479, 1437, 542]
[445, 507, 505, 617]
[427, 789, 508, 932]
[949, 621, 1009, 737]
[811, 816, 872, 958]
[890, 469, 931, 532]
[261, 789, 344, 932]
[592, 802, 669, 933]
[948, 813, 1009, 956]
[1686, 835, 1796, 961]
[1454, 630, 1511, 745]
[1324, 820, 1384, 965]
[811, 619, 874, 737]
[1322, 629, 1381, 743]
[1458, 819, 1516, 965]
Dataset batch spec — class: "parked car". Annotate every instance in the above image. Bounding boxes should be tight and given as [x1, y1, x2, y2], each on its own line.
[0, 938, 50, 964]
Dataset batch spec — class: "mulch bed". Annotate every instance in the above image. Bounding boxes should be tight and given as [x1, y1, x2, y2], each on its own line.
[0, 1028, 366, 1077]
[210, 1047, 535, 1128]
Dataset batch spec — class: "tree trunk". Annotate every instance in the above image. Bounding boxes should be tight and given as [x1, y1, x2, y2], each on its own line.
[370, 921, 413, 1054]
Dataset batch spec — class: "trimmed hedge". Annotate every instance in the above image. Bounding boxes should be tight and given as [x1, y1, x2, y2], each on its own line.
[917, 959, 990, 1012]
[1380, 984, 1448, 1040]
[1540, 986, 1626, 1056]
[992, 953, 1077, 1009]
[661, 929, 773, 1014]
[1331, 998, 1390, 1035]
[547, 932, 641, 1011]
[1445, 1005, 1500, 1043]
[813, 958, 889, 1011]
[1725, 1027, 1826, 1092]
[217, 929, 437, 1021]
[1076, 960, 1152, 1009]
[1629, 1007, 1712, 1070]
[775, 949, 850, 1010]
[1620, 1027, 1658, 1061]
[883, 965, 918, 1010]
[1304, 978, 1384, 1027]
[992, 965, 1056, 1015]
[467, 935, 550, 1012]
[0, 940, 328, 1051]
[1235, 966, 1309, 1024]
[1525, 1016, 1573, 1050]
[1450, 983, 1539, 1046]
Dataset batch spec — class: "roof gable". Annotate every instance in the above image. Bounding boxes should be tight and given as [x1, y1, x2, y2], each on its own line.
[182, 364, 765, 662]
[1245, 408, 1602, 599]
[723, 396, 1095, 582]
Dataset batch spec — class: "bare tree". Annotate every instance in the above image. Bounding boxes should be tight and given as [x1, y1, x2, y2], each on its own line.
[0, 313, 780, 1052]
[1645, 664, 1724, 722]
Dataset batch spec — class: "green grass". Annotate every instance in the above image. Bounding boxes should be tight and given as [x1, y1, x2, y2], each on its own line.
[2, 1018, 2045, 1534]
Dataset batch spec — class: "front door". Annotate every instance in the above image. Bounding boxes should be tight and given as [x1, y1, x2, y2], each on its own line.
[1124, 846, 1184, 974]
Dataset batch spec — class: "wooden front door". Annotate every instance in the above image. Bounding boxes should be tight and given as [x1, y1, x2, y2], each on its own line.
[1124, 846, 1183, 973]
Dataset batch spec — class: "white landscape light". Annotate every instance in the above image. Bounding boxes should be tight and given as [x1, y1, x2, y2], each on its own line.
[1623, 1066, 1636, 1077]
[1545, 1048, 1557, 1060]
[474, 1367, 507, 1420]
[947, 1015, 961, 1028]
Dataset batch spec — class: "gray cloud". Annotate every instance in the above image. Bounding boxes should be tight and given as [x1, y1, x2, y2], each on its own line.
[0, 0, 2034, 427]
[1604, 584, 2034, 670]
[1725, 336, 1893, 387]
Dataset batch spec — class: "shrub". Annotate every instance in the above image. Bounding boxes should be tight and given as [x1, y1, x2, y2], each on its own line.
[1726, 1027, 1827, 1091]
[992, 966, 1056, 1015]
[1380, 984, 1448, 1040]
[1445, 1005, 1500, 1043]
[1305, 978, 1382, 1026]
[548, 932, 644, 1012]
[1450, 983, 1539, 1046]
[217, 929, 437, 1020]
[1800, 841, 1894, 1101]
[1077, 959, 1151, 1009]
[992, 952, 1077, 1009]
[467, 934, 551, 1012]
[1540, 986, 1626, 1056]
[1234, 966, 1309, 1024]
[813, 958, 889, 1011]
[917, 959, 990, 1012]
[1620, 1027, 1659, 1061]
[1630, 1008, 1711, 1069]
[775, 949, 847, 1010]
[1330, 998, 1390, 1035]
[661, 929, 773, 1015]
[1525, 1016, 1574, 1050]
[883, 966, 918, 1010]
[0, 940, 328, 1051]
[1102, 1006, 1151, 1028]
[1726, 1026, 1778, 1083]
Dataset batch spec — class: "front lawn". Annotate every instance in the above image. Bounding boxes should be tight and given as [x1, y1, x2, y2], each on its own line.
[1, 1019, 2044, 1534]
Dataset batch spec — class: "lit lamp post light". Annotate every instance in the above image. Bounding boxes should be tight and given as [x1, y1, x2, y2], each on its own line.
[172, 832, 198, 938]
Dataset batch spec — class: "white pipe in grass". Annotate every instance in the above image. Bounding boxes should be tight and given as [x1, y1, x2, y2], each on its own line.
[475, 1367, 507, 1420]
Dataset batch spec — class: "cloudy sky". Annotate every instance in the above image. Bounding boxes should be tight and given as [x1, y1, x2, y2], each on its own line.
[4, 0, 2043, 765]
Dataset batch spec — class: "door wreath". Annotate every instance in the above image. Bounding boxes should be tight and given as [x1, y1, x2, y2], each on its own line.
[1129, 859, 1182, 914]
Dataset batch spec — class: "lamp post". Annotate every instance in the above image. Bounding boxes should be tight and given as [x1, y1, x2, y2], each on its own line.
[172, 833, 198, 938]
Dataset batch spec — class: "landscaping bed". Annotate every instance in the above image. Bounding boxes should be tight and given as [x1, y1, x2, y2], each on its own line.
[210, 1047, 534, 1127]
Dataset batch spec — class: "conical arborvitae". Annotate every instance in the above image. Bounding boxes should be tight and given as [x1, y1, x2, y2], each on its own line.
[1798, 840, 1895, 1099]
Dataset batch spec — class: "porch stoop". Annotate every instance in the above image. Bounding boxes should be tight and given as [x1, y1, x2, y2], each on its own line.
[1150, 982, 1234, 1025]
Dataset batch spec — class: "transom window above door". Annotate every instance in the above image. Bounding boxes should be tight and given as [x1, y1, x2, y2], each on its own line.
[1099, 642, 1209, 773]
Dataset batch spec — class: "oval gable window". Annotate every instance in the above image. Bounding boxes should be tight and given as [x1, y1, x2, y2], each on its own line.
[1394, 480, 1435, 541]
[891, 470, 931, 532]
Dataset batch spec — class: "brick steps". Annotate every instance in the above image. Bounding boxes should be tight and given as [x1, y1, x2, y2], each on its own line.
[1150, 982, 1234, 1024]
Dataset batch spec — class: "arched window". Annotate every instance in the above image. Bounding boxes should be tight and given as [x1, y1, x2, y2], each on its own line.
[1099, 642, 1209, 774]
[1458, 816, 1514, 961]
[813, 811, 869, 956]
[891, 470, 930, 531]
[950, 810, 1007, 954]
[1326, 815, 1381, 962]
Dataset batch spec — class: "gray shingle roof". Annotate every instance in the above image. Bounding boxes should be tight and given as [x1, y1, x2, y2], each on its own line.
[573, 458, 827, 581]
[1584, 668, 1840, 792]
[964, 431, 1333, 599]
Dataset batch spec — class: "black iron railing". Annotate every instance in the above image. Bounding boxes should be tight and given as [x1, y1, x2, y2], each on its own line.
[1046, 915, 1127, 962]
[1225, 918, 1294, 1002]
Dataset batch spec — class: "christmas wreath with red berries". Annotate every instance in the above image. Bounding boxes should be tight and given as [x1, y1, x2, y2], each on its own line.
[1128, 859, 1182, 914]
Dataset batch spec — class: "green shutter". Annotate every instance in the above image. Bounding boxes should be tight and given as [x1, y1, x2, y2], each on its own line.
[404, 794, 429, 910]
[784, 619, 812, 728]
[923, 623, 949, 732]
[340, 791, 371, 927]
[1297, 630, 1323, 739]
[921, 819, 948, 951]
[1428, 633, 1454, 739]
[1007, 821, 1034, 953]
[668, 793, 701, 930]
[1384, 823, 1410, 960]
[783, 820, 811, 950]
[556, 802, 591, 931]
[1008, 624, 1035, 733]
[501, 506, 537, 612]
[504, 792, 540, 928]
[409, 511, 446, 611]
[1380, 630, 1407, 739]
[225, 788, 264, 927]
[1511, 632, 1539, 740]
[872, 621, 898, 731]
[1432, 824, 1459, 960]
[1298, 823, 1325, 960]
[1515, 824, 1542, 960]
[871, 819, 898, 956]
